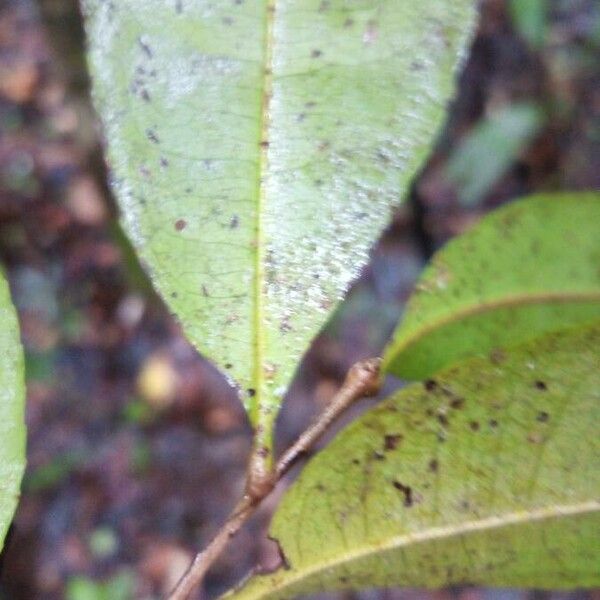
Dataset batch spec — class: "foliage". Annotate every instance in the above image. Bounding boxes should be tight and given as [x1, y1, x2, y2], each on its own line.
[81, 0, 477, 454]
[0, 270, 26, 551]
[232, 322, 600, 598]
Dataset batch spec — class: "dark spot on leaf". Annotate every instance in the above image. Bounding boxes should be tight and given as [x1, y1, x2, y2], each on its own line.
[318, 0, 330, 11]
[373, 450, 385, 461]
[305, 101, 317, 108]
[247, 388, 256, 397]
[534, 380, 548, 391]
[160, 157, 169, 167]
[141, 89, 151, 102]
[437, 413, 449, 427]
[296, 112, 306, 122]
[175, 219, 187, 231]
[175, 0, 183, 13]
[489, 419, 498, 428]
[314, 179, 323, 187]
[537, 411, 550, 423]
[344, 18, 354, 28]
[260, 140, 269, 148]
[311, 49, 323, 58]
[384, 434, 403, 451]
[171, 292, 178, 298]
[316, 483, 326, 492]
[201, 285, 210, 297]
[393, 481, 413, 507]
[424, 379, 437, 392]
[230, 215, 239, 229]
[352, 458, 360, 465]
[428, 459, 439, 473]
[257, 446, 270, 458]
[225, 363, 232, 369]
[410, 60, 424, 71]
[450, 397, 465, 409]
[146, 128, 159, 143]
[469, 420, 480, 431]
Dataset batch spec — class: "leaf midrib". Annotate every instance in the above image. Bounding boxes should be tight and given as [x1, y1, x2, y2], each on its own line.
[252, 0, 277, 423]
[236, 500, 599, 599]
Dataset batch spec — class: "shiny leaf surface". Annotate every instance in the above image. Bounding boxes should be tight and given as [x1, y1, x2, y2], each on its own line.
[82, 0, 477, 441]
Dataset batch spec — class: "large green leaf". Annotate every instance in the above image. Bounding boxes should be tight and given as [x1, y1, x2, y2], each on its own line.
[82, 0, 477, 442]
[383, 193, 600, 380]
[0, 271, 26, 551]
[231, 322, 600, 599]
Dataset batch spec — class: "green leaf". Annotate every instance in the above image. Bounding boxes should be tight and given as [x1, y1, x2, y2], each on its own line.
[383, 193, 600, 380]
[81, 0, 477, 443]
[0, 270, 26, 551]
[446, 103, 543, 206]
[230, 323, 600, 599]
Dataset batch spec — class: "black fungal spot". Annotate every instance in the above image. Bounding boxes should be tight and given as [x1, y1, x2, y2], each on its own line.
[225, 363, 233, 369]
[410, 60, 424, 71]
[534, 380, 548, 391]
[352, 458, 360, 465]
[384, 434, 403, 451]
[230, 215, 239, 229]
[537, 411, 550, 423]
[450, 397, 465, 409]
[174, 219, 187, 231]
[201, 285, 210, 297]
[393, 481, 413, 507]
[146, 128, 160, 144]
[428, 459, 439, 473]
[316, 483, 326, 492]
[311, 49, 323, 58]
[171, 292, 178, 298]
[160, 157, 169, 167]
[424, 379, 437, 392]
[260, 140, 270, 148]
[247, 388, 256, 397]
[469, 420, 480, 431]
[489, 419, 498, 428]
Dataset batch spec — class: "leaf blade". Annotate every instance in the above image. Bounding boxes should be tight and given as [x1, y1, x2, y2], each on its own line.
[0, 271, 26, 551]
[82, 1, 477, 435]
[230, 322, 600, 598]
[383, 193, 600, 380]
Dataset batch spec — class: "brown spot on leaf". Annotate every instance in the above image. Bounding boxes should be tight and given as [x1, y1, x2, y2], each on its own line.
[393, 481, 413, 507]
[534, 380, 548, 391]
[424, 379, 437, 392]
[428, 459, 439, 473]
[537, 411, 550, 423]
[384, 434, 403, 451]
[174, 219, 187, 231]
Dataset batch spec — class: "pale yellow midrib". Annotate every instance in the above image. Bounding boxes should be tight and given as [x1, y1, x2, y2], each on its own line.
[252, 0, 276, 424]
[232, 500, 599, 599]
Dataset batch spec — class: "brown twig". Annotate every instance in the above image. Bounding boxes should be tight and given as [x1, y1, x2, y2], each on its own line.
[166, 358, 382, 600]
